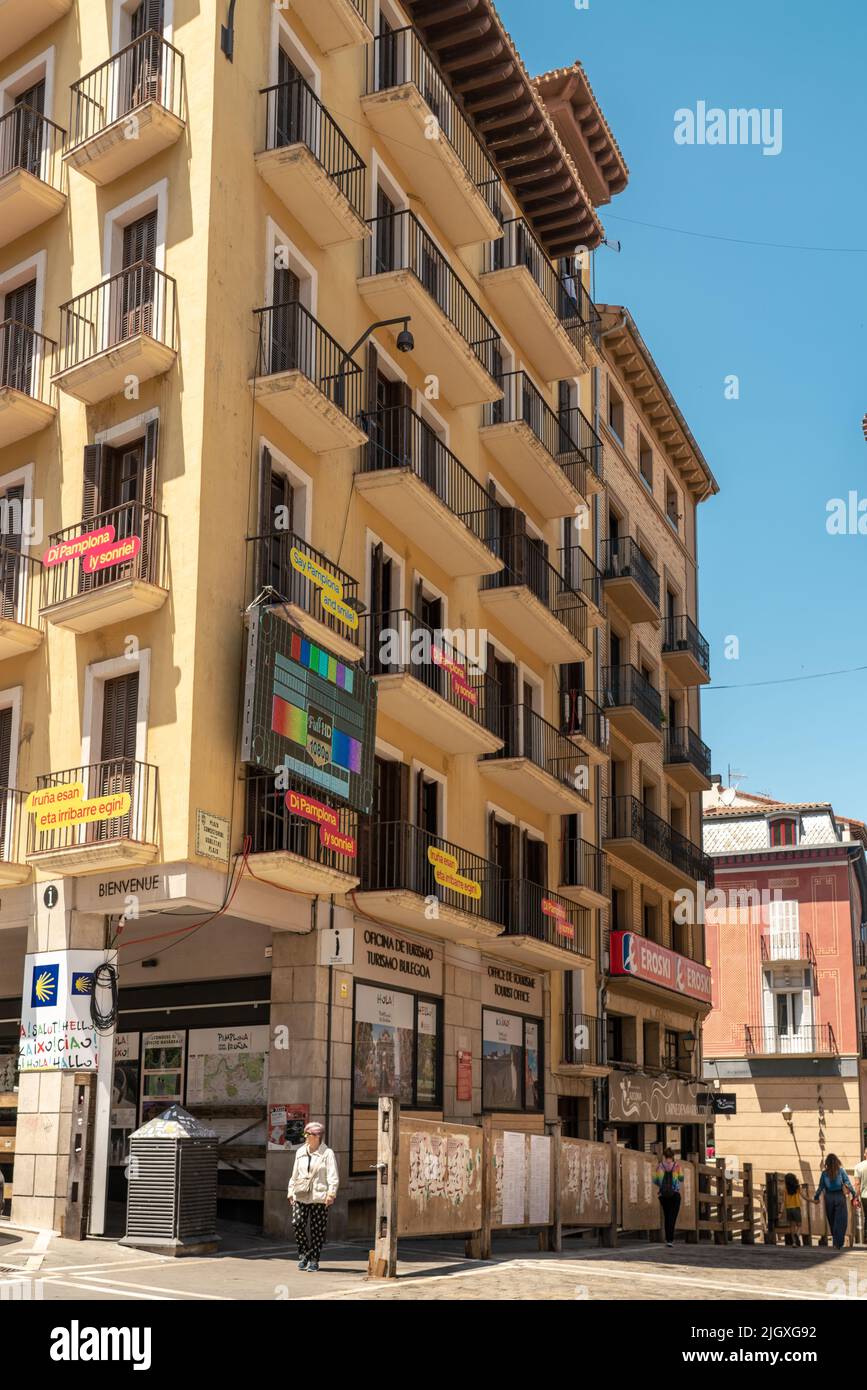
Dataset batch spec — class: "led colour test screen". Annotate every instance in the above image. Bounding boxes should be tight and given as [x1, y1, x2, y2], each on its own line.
[241, 609, 377, 813]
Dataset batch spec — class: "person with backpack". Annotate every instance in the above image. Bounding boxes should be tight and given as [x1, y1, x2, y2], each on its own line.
[654, 1147, 684, 1247]
[287, 1120, 339, 1273]
[813, 1153, 857, 1250]
[782, 1172, 804, 1246]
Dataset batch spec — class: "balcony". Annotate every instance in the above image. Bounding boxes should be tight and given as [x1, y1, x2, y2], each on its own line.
[559, 404, 604, 495]
[664, 726, 712, 793]
[744, 1025, 837, 1058]
[601, 664, 662, 744]
[662, 613, 711, 687]
[561, 1012, 606, 1071]
[0, 107, 66, 248]
[40, 501, 168, 634]
[481, 219, 599, 381]
[288, 0, 372, 54]
[255, 77, 367, 247]
[27, 760, 159, 875]
[357, 821, 502, 946]
[359, 210, 501, 407]
[604, 795, 711, 891]
[481, 705, 590, 815]
[560, 543, 605, 627]
[362, 27, 501, 248]
[64, 33, 185, 186]
[0, 0, 72, 61]
[485, 881, 592, 970]
[0, 788, 29, 886]
[365, 609, 502, 756]
[247, 530, 363, 665]
[480, 372, 591, 520]
[245, 773, 360, 895]
[561, 689, 610, 766]
[54, 263, 177, 404]
[0, 323, 56, 446]
[251, 301, 366, 452]
[760, 928, 816, 967]
[480, 532, 590, 664]
[357, 406, 501, 578]
[559, 836, 608, 909]
[601, 537, 660, 625]
[0, 550, 43, 659]
[859, 940, 867, 972]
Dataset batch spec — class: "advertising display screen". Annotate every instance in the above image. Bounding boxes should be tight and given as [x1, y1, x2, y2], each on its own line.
[241, 609, 376, 814]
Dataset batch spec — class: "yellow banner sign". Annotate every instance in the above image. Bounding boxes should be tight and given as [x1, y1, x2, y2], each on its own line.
[290, 547, 358, 630]
[26, 783, 131, 831]
[426, 845, 481, 899]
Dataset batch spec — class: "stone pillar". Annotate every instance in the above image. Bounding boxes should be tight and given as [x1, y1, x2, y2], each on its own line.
[443, 945, 482, 1121]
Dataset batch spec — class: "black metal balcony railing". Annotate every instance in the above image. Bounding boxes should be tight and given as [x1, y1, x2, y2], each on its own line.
[562, 1012, 604, 1066]
[664, 726, 712, 780]
[601, 537, 660, 610]
[483, 371, 588, 499]
[29, 759, 158, 854]
[254, 299, 362, 422]
[0, 104, 65, 188]
[247, 531, 361, 645]
[482, 530, 589, 651]
[0, 548, 42, 628]
[0, 787, 25, 864]
[561, 836, 607, 897]
[760, 928, 816, 967]
[487, 705, 589, 798]
[744, 1024, 837, 1057]
[859, 940, 867, 970]
[560, 542, 603, 611]
[561, 688, 610, 757]
[245, 773, 359, 871]
[360, 404, 497, 552]
[360, 820, 502, 925]
[501, 880, 591, 957]
[0, 320, 55, 403]
[42, 501, 168, 607]
[260, 75, 366, 220]
[861, 1032, 867, 1060]
[68, 31, 185, 147]
[602, 664, 662, 729]
[365, 608, 500, 735]
[367, 26, 500, 213]
[364, 209, 500, 379]
[662, 613, 711, 679]
[558, 403, 603, 485]
[56, 262, 177, 374]
[605, 795, 711, 884]
[485, 218, 600, 355]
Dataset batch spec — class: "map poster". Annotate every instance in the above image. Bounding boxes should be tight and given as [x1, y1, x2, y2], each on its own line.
[140, 1029, 184, 1124]
[110, 1032, 140, 1166]
[268, 1103, 309, 1151]
[186, 1026, 270, 1106]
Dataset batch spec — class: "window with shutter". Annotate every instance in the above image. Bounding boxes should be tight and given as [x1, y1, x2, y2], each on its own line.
[94, 673, 139, 843]
[118, 213, 158, 343]
[0, 705, 12, 856]
[126, 0, 166, 112]
[2, 279, 37, 395]
[767, 898, 800, 960]
[12, 82, 45, 176]
[0, 485, 25, 622]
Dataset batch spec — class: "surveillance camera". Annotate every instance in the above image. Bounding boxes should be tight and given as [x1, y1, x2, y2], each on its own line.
[396, 327, 414, 353]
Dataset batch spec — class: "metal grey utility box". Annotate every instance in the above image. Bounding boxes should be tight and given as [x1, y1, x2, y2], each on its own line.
[122, 1105, 220, 1256]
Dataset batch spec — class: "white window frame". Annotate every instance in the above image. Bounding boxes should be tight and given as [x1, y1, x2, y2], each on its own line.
[0, 48, 56, 129]
[259, 439, 312, 543]
[365, 528, 404, 613]
[112, 0, 174, 51]
[102, 180, 168, 279]
[0, 462, 37, 572]
[411, 759, 446, 838]
[271, 10, 320, 91]
[0, 686, 22, 862]
[81, 649, 151, 842]
[265, 218, 316, 316]
[369, 153, 409, 219]
[0, 251, 47, 337]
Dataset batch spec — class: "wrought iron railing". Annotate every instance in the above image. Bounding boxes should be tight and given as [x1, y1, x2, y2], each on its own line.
[760, 928, 816, 966]
[253, 299, 362, 421]
[360, 820, 502, 925]
[562, 1012, 604, 1066]
[364, 608, 500, 735]
[245, 773, 359, 870]
[601, 536, 660, 609]
[558, 403, 603, 484]
[0, 548, 41, 628]
[68, 31, 185, 147]
[602, 664, 662, 729]
[483, 371, 588, 499]
[366, 26, 500, 212]
[560, 541, 603, 610]
[561, 688, 610, 756]
[0, 104, 65, 187]
[662, 613, 711, 679]
[259, 75, 366, 220]
[28, 759, 159, 854]
[486, 704, 589, 798]
[561, 836, 607, 897]
[0, 320, 54, 403]
[56, 262, 177, 374]
[501, 880, 591, 956]
[0, 787, 26, 864]
[485, 218, 599, 355]
[482, 530, 589, 651]
[360, 404, 497, 552]
[247, 531, 361, 646]
[42, 501, 167, 607]
[664, 726, 711, 779]
[604, 795, 711, 884]
[744, 1024, 837, 1057]
[364, 209, 500, 378]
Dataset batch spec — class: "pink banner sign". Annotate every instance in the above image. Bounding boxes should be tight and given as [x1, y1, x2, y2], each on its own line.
[82, 535, 141, 574]
[43, 525, 116, 568]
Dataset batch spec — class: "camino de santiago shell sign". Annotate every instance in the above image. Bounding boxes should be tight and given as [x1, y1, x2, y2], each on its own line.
[18, 951, 106, 1071]
[241, 608, 377, 814]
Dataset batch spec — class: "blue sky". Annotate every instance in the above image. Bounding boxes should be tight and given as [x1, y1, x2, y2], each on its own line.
[498, 0, 867, 814]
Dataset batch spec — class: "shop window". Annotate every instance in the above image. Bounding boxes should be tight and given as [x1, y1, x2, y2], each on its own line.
[352, 982, 442, 1109]
[482, 1008, 543, 1112]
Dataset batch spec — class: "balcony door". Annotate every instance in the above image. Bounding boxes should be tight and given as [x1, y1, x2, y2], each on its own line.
[118, 211, 157, 344]
[521, 831, 547, 890]
[270, 264, 301, 376]
[92, 672, 139, 843]
[360, 755, 409, 889]
[0, 705, 12, 856]
[369, 540, 398, 671]
[415, 580, 442, 698]
[257, 449, 298, 598]
[365, 352, 411, 471]
[762, 967, 812, 1054]
[374, 187, 398, 274]
[2, 278, 36, 395]
[274, 46, 318, 154]
[414, 768, 441, 894]
[489, 812, 518, 925]
[10, 80, 45, 177]
[125, 0, 165, 114]
[80, 423, 157, 594]
[487, 646, 517, 753]
[0, 484, 25, 621]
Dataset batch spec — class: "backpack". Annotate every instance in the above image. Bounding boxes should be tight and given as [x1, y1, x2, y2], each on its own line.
[660, 1166, 675, 1197]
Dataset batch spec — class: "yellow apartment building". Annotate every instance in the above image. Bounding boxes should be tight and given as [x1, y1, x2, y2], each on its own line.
[0, 0, 715, 1239]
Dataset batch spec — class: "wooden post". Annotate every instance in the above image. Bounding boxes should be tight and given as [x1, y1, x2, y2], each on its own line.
[367, 1096, 399, 1279]
[63, 1073, 96, 1241]
[742, 1162, 755, 1244]
[685, 1153, 699, 1243]
[764, 1171, 777, 1245]
[600, 1137, 619, 1248]
[474, 1114, 493, 1260]
[715, 1157, 727, 1245]
[541, 1119, 562, 1253]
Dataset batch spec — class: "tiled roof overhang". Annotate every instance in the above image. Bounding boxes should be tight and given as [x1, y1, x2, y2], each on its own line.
[402, 0, 604, 257]
[532, 62, 629, 208]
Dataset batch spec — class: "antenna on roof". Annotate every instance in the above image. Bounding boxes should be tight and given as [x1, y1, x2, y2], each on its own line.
[727, 764, 746, 790]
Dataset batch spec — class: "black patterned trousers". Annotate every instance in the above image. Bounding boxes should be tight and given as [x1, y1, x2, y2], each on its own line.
[292, 1200, 330, 1262]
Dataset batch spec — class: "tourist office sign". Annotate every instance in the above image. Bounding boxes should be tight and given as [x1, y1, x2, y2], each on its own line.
[608, 931, 713, 1005]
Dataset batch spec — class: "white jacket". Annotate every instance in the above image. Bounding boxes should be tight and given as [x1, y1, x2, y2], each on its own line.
[287, 1143, 339, 1204]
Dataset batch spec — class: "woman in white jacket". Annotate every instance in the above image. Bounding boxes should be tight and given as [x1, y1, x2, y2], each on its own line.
[287, 1121, 339, 1272]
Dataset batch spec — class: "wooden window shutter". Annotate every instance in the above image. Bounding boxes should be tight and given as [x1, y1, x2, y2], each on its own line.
[82, 443, 105, 520]
[366, 342, 379, 416]
[100, 673, 140, 762]
[0, 707, 12, 788]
